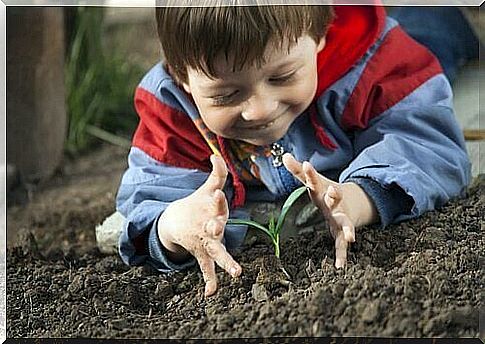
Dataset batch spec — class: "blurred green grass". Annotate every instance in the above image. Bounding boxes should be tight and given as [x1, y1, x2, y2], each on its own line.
[65, 8, 145, 154]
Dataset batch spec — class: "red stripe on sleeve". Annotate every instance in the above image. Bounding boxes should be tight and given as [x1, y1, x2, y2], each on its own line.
[341, 26, 443, 131]
[132, 87, 212, 172]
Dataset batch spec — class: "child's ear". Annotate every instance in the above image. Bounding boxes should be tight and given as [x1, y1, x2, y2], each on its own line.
[182, 82, 192, 94]
[317, 36, 326, 53]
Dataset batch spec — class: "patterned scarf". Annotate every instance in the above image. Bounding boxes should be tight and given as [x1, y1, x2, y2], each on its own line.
[191, 103, 337, 208]
[191, 118, 270, 208]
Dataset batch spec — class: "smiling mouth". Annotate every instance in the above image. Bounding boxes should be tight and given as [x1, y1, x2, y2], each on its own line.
[251, 119, 276, 130]
[239, 118, 278, 131]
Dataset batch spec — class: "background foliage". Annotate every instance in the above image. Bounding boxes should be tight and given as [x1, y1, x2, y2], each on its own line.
[65, 7, 145, 153]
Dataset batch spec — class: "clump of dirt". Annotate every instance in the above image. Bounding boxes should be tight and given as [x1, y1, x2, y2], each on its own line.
[6, 145, 483, 338]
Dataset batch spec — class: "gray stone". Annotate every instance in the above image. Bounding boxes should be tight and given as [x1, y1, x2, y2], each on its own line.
[295, 202, 324, 227]
[251, 283, 269, 302]
[246, 201, 279, 225]
[95, 211, 125, 254]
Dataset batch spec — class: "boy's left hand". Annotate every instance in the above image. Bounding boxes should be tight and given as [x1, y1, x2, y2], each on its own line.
[282, 153, 377, 268]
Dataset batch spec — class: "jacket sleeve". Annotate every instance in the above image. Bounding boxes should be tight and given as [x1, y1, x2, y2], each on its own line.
[339, 73, 471, 225]
[116, 148, 249, 273]
[336, 24, 471, 226]
[116, 78, 248, 272]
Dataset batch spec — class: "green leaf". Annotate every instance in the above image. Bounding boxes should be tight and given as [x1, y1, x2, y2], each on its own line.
[226, 218, 273, 240]
[276, 186, 308, 233]
[65, 7, 143, 154]
[268, 215, 276, 235]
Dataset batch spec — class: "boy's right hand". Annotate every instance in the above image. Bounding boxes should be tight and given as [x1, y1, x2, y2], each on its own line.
[157, 155, 242, 297]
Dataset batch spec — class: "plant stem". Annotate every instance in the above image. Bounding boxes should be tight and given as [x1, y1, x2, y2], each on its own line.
[274, 235, 280, 259]
[86, 125, 132, 149]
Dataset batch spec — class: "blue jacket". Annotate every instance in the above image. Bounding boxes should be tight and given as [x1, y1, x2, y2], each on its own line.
[116, 7, 471, 272]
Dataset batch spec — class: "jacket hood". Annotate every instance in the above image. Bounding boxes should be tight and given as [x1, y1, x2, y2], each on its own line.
[316, 4, 387, 99]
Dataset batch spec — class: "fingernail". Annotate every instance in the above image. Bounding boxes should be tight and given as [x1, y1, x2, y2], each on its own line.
[230, 267, 238, 277]
[204, 285, 211, 297]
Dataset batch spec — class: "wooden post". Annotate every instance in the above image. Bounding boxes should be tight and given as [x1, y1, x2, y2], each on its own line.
[7, 8, 67, 182]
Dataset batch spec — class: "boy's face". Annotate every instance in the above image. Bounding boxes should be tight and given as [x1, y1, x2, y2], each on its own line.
[182, 35, 326, 146]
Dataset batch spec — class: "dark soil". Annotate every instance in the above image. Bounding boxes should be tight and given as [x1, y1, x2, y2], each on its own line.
[6, 145, 483, 338]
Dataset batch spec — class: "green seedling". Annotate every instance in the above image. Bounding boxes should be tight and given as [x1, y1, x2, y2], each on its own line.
[227, 186, 308, 258]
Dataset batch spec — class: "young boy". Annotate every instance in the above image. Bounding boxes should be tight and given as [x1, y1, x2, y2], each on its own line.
[116, 4, 470, 297]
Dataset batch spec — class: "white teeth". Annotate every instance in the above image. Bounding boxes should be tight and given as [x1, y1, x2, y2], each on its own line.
[256, 120, 274, 130]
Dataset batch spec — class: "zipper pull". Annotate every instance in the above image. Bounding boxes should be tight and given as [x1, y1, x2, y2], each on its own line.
[270, 142, 285, 167]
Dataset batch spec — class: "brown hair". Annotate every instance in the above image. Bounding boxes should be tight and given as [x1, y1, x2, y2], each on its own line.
[156, 4, 334, 84]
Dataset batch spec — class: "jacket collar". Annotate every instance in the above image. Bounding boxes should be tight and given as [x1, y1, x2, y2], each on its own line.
[315, 4, 387, 99]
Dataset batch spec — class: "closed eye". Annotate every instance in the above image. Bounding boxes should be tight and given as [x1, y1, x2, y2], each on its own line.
[269, 71, 296, 84]
[211, 90, 239, 106]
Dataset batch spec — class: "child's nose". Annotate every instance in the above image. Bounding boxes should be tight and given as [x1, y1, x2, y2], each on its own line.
[241, 94, 278, 122]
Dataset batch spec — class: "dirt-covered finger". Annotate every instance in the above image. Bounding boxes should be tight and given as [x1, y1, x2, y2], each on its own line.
[203, 239, 241, 278]
[202, 155, 228, 192]
[211, 189, 229, 218]
[332, 212, 355, 243]
[302, 161, 324, 192]
[334, 231, 348, 269]
[204, 216, 226, 238]
[282, 153, 306, 184]
[342, 225, 355, 243]
[195, 254, 218, 297]
[324, 185, 341, 210]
